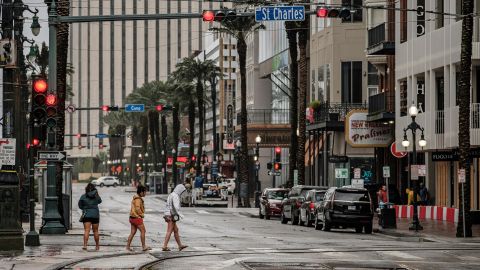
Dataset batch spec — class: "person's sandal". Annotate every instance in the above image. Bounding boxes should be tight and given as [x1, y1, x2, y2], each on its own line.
[179, 245, 188, 251]
[142, 246, 152, 251]
[162, 247, 171, 251]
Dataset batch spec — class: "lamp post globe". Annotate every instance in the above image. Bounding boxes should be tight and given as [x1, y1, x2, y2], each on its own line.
[31, 15, 41, 36]
[402, 139, 410, 148]
[255, 135, 262, 144]
[145, 152, 149, 158]
[409, 105, 418, 117]
[419, 138, 427, 147]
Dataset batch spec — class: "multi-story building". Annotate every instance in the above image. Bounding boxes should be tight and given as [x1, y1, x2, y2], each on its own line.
[395, 0, 480, 209]
[66, 0, 224, 159]
[306, 0, 385, 187]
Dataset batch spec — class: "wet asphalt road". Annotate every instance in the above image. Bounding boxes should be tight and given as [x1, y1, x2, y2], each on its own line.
[65, 183, 480, 270]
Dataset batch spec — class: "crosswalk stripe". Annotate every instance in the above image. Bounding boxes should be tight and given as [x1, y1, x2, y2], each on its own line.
[195, 210, 209, 214]
[192, 246, 222, 251]
[379, 251, 422, 260]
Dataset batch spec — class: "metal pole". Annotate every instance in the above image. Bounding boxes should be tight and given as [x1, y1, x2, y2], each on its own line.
[462, 182, 466, 238]
[40, 0, 65, 234]
[409, 116, 422, 231]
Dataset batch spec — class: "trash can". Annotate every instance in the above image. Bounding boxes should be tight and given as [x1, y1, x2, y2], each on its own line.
[379, 203, 396, 229]
[254, 191, 262, 208]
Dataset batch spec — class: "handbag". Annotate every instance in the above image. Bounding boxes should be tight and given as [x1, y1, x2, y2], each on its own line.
[79, 211, 85, 222]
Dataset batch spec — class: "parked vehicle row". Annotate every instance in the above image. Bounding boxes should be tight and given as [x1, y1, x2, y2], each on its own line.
[259, 185, 374, 234]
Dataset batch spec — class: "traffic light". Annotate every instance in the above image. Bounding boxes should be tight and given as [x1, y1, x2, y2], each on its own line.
[155, 105, 163, 111]
[101, 105, 119, 112]
[274, 146, 281, 162]
[267, 162, 272, 170]
[202, 9, 236, 22]
[316, 6, 351, 20]
[76, 133, 88, 138]
[110, 134, 123, 138]
[274, 162, 282, 171]
[32, 77, 47, 122]
[45, 93, 57, 128]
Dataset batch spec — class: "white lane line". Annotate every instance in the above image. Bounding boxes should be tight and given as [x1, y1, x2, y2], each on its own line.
[196, 210, 209, 214]
[192, 246, 222, 251]
[248, 248, 280, 253]
[379, 251, 422, 260]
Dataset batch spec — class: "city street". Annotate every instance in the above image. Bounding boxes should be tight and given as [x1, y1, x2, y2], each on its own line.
[2, 183, 480, 270]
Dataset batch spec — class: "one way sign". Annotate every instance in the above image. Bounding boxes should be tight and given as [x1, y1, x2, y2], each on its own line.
[38, 151, 67, 161]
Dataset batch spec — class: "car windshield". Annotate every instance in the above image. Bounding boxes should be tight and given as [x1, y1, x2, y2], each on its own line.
[335, 190, 370, 202]
[267, 191, 287, 200]
[314, 192, 325, 202]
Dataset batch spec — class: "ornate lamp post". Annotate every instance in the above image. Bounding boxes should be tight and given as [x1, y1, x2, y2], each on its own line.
[402, 103, 426, 231]
[235, 140, 241, 207]
[255, 135, 261, 192]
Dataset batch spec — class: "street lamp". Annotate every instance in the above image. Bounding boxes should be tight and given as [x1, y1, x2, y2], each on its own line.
[144, 152, 149, 184]
[30, 14, 41, 36]
[403, 103, 426, 231]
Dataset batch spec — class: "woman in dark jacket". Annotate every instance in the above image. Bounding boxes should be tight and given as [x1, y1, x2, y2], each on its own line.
[78, 183, 102, 250]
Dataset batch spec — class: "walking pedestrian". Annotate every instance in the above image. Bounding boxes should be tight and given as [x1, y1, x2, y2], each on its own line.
[78, 183, 102, 251]
[419, 182, 429, 205]
[126, 185, 151, 251]
[162, 184, 188, 251]
[377, 184, 388, 207]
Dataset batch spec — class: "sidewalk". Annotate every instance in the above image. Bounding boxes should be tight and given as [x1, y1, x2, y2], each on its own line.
[375, 217, 480, 242]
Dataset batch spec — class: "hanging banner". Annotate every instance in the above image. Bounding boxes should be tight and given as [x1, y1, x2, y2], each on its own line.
[345, 110, 393, 148]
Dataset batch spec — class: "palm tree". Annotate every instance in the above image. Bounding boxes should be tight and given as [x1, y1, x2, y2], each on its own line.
[296, 9, 309, 185]
[174, 58, 218, 175]
[211, 14, 265, 207]
[166, 79, 195, 185]
[285, 20, 299, 187]
[457, 0, 474, 237]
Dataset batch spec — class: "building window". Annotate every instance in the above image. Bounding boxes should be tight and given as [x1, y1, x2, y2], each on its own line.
[456, 0, 464, 21]
[341, 61, 362, 104]
[436, 76, 444, 110]
[400, 0, 407, 43]
[367, 62, 379, 96]
[342, 0, 363, 23]
[232, 68, 236, 73]
[400, 80, 407, 116]
[224, 56, 228, 61]
[435, 0, 444, 29]
[232, 56, 236, 61]
[311, 69, 316, 102]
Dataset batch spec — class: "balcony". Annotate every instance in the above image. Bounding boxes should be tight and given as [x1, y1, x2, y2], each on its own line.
[307, 102, 368, 131]
[367, 23, 395, 55]
[367, 92, 395, 122]
[237, 109, 290, 125]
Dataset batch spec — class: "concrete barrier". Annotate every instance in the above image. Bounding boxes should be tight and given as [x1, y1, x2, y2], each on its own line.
[393, 205, 459, 223]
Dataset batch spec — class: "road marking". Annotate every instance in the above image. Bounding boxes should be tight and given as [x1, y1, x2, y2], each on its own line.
[379, 251, 422, 260]
[192, 246, 222, 251]
[248, 247, 280, 253]
[196, 210, 209, 214]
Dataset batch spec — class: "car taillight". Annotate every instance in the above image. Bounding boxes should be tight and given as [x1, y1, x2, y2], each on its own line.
[310, 202, 315, 211]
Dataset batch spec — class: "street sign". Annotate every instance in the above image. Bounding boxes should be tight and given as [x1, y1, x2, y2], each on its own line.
[38, 151, 67, 161]
[226, 104, 234, 143]
[383, 166, 390, 178]
[390, 142, 407, 158]
[255, 6, 305, 22]
[352, 179, 364, 189]
[458, 168, 466, 183]
[335, 168, 349, 179]
[353, 168, 361, 179]
[95, 133, 108, 139]
[418, 165, 426, 176]
[0, 138, 16, 166]
[66, 104, 76, 113]
[125, 104, 145, 112]
[411, 165, 419, 180]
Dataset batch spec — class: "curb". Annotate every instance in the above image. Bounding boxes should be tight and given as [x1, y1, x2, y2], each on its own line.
[45, 251, 143, 270]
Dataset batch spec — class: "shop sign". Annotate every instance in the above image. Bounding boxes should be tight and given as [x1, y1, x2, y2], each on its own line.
[328, 156, 349, 163]
[345, 110, 393, 148]
[431, 149, 480, 161]
[335, 168, 349, 179]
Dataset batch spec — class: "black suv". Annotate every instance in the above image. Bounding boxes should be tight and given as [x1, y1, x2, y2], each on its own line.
[280, 185, 325, 225]
[314, 187, 373, 233]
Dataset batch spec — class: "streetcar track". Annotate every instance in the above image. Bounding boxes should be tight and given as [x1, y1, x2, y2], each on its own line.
[53, 246, 480, 270]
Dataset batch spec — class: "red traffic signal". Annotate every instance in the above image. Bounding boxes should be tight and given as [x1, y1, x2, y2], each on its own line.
[45, 94, 57, 106]
[156, 105, 163, 111]
[316, 7, 351, 19]
[102, 105, 109, 111]
[101, 105, 119, 111]
[274, 162, 282, 171]
[32, 138, 40, 146]
[33, 78, 47, 93]
[275, 147, 281, 154]
[202, 10, 215, 22]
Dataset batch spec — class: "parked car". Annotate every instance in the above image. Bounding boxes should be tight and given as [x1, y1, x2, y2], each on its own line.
[281, 185, 325, 225]
[314, 187, 373, 233]
[91, 176, 120, 187]
[299, 189, 327, 227]
[259, 188, 289, 219]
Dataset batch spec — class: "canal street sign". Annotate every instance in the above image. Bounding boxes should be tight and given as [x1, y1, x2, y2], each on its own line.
[38, 151, 67, 161]
[255, 6, 305, 22]
[125, 104, 145, 112]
